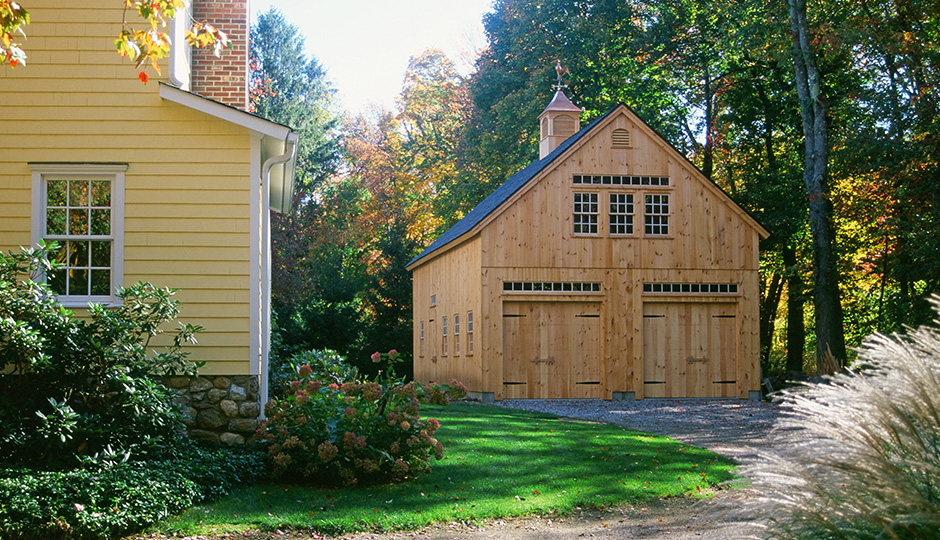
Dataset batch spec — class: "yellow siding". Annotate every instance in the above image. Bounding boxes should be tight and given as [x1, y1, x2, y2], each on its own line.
[0, 0, 255, 375]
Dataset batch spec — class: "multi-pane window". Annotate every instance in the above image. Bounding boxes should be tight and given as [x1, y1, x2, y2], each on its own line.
[442, 316, 448, 356]
[573, 192, 598, 234]
[644, 194, 670, 235]
[503, 281, 602, 293]
[419, 321, 425, 357]
[467, 311, 473, 355]
[609, 193, 634, 235]
[32, 164, 125, 305]
[454, 314, 460, 355]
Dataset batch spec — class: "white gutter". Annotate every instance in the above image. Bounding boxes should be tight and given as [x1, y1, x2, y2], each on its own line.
[258, 133, 299, 415]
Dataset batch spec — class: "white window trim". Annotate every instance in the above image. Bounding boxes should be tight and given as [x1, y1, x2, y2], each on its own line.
[30, 163, 126, 308]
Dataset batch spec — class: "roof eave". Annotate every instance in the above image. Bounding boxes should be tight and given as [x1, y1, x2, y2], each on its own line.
[159, 83, 292, 139]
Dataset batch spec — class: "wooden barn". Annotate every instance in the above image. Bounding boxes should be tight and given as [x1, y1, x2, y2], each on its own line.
[406, 89, 769, 400]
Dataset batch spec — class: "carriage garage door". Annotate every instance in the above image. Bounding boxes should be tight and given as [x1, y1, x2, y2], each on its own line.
[642, 303, 738, 398]
[503, 301, 602, 399]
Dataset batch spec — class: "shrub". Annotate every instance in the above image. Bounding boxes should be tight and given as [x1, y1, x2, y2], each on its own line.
[0, 243, 202, 466]
[268, 348, 357, 399]
[257, 350, 466, 486]
[738, 296, 940, 539]
[0, 441, 264, 540]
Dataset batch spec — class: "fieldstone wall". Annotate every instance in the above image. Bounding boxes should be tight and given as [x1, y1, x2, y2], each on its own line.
[165, 375, 261, 445]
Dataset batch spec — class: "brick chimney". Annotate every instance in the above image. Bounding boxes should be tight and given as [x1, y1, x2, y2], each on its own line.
[190, 0, 249, 110]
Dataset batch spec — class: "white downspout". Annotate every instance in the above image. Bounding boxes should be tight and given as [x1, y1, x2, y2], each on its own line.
[259, 134, 299, 415]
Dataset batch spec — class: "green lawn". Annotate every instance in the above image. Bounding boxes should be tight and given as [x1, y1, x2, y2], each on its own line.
[155, 403, 734, 536]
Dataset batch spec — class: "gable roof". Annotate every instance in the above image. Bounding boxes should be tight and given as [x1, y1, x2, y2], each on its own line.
[407, 102, 770, 270]
[406, 105, 617, 269]
[158, 83, 299, 213]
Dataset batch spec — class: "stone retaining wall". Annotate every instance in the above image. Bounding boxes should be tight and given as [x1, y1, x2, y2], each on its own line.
[165, 375, 261, 445]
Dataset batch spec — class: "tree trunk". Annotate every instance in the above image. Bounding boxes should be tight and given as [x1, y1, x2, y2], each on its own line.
[783, 243, 806, 373]
[760, 271, 785, 366]
[702, 64, 714, 180]
[787, 0, 847, 363]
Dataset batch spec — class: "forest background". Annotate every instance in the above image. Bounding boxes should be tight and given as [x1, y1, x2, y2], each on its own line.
[252, 0, 940, 380]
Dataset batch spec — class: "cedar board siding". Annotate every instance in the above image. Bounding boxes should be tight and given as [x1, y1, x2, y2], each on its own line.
[0, 0, 254, 375]
[415, 107, 762, 399]
[412, 237, 483, 391]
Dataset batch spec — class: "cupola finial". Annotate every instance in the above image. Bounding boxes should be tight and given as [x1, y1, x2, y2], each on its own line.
[554, 59, 570, 91]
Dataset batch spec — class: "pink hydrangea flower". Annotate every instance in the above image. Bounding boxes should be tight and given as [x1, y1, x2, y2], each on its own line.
[298, 364, 313, 377]
[371, 351, 382, 363]
[318, 440, 338, 462]
[361, 382, 383, 401]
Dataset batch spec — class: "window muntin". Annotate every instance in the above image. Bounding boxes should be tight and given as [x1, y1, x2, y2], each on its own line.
[31, 164, 125, 306]
[467, 311, 473, 355]
[644, 194, 670, 236]
[573, 192, 598, 234]
[609, 193, 634, 235]
[454, 314, 460, 355]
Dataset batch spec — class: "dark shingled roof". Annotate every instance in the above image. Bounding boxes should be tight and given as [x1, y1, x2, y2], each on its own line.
[407, 105, 619, 268]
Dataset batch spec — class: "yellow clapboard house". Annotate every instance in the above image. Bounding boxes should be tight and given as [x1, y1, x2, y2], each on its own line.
[408, 90, 770, 401]
[0, 0, 297, 443]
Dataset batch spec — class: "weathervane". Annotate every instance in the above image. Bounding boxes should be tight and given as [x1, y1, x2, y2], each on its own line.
[554, 59, 570, 91]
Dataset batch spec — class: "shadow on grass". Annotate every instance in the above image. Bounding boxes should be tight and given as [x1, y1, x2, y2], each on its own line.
[158, 403, 734, 536]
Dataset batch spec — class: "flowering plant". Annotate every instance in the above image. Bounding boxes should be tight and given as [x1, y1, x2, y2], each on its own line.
[257, 350, 466, 486]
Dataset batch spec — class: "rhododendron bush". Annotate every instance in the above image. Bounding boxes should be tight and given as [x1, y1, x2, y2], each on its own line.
[256, 350, 466, 486]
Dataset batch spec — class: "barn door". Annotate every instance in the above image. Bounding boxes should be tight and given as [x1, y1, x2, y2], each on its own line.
[642, 303, 737, 398]
[503, 302, 601, 399]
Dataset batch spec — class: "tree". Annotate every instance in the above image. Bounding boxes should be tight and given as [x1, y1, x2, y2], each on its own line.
[1, 0, 229, 82]
[788, 0, 847, 365]
[250, 7, 340, 189]
[0, 0, 28, 67]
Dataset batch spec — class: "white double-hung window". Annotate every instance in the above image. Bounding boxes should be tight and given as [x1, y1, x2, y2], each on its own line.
[31, 163, 126, 307]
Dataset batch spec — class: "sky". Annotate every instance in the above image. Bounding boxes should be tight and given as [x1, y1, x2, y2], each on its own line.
[250, 0, 495, 114]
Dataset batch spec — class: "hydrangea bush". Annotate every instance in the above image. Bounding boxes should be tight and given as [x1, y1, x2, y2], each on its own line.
[256, 350, 466, 486]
